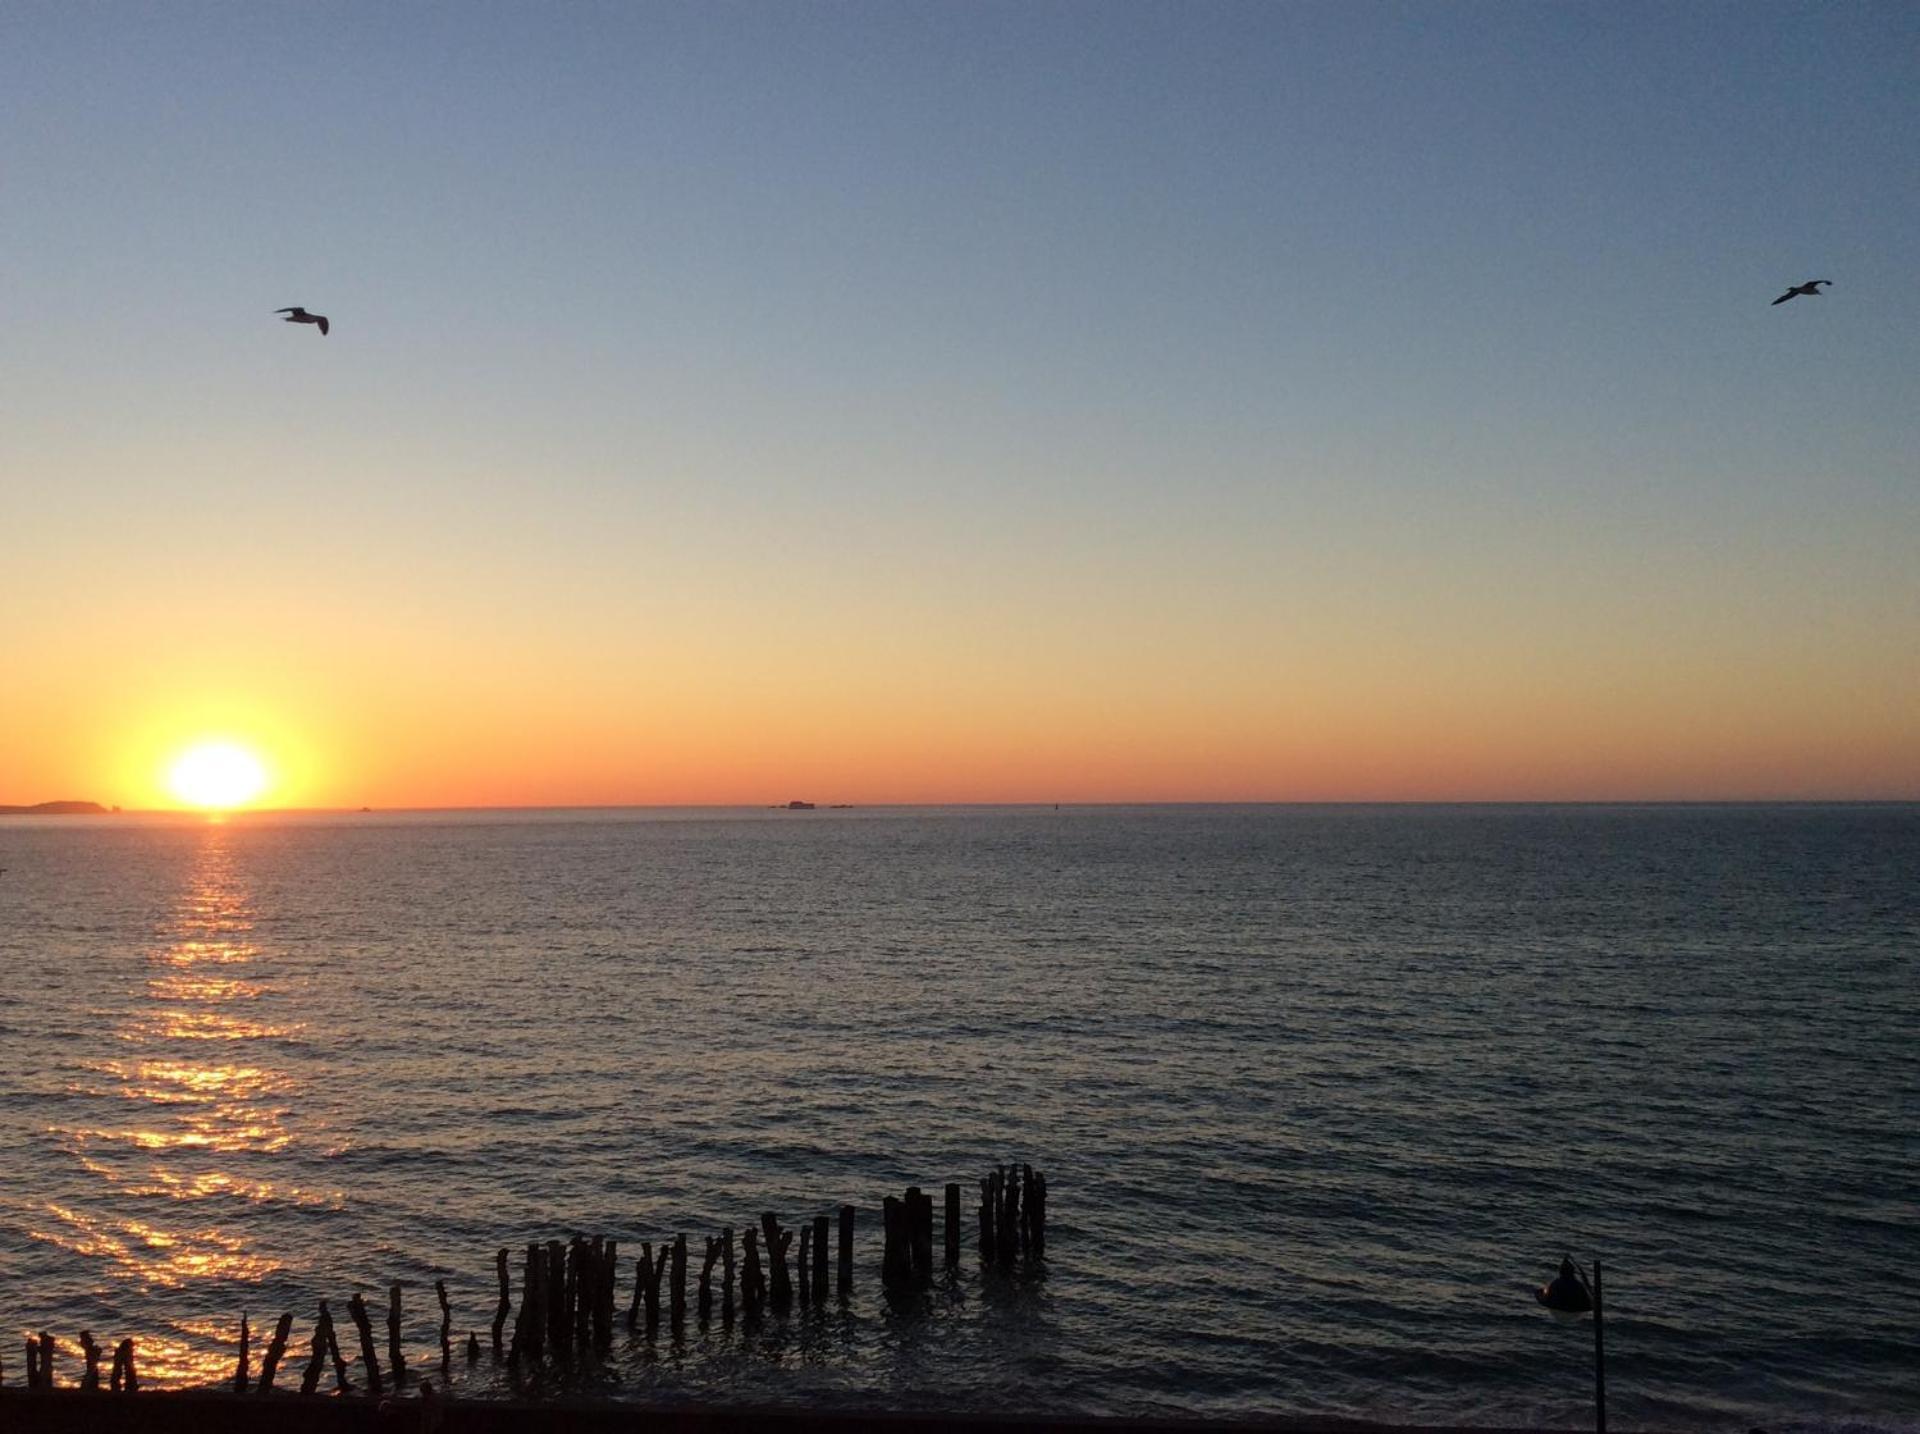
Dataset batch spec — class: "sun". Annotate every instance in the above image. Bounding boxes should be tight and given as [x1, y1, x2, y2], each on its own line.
[167, 741, 271, 810]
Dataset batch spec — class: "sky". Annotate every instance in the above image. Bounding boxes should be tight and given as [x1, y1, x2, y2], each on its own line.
[3, 1, 1916, 807]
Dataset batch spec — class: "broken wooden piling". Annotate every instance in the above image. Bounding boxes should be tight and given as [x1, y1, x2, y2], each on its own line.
[945, 1183, 962, 1270]
[233, 1312, 251, 1394]
[671, 1233, 688, 1328]
[491, 1248, 510, 1355]
[761, 1213, 793, 1311]
[79, 1330, 101, 1392]
[838, 1204, 855, 1297]
[346, 1292, 383, 1396]
[387, 1284, 408, 1387]
[256, 1312, 293, 1393]
[436, 1279, 453, 1370]
[812, 1213, 830, 1301]
[109, 1338, 137, 1394]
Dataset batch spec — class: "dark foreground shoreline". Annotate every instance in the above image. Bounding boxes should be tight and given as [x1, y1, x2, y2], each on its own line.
[0, 1392, 1571, 1434]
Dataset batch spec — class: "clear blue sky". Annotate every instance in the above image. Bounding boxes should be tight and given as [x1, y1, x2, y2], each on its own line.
[4, 2, 1917, 804]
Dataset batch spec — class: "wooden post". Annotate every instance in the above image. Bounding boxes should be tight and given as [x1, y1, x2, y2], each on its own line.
[387, 1284, 408, 1387]
[740, 1226, 765, 1318]
[80, 1330, 102, 1392]
[325, 1301, 352, 1391]
[637, 1241, 669, 1334]
[572, 1238, 592, 1354]
[1029, 1169, 1047, 1258]
[978, 1173, 996, 1263]
[36, 1333, 54, 1390]
[909, 1187, 934, 1282]
[436, 1279, 453, 1371]
[299, 1315, 324, 1396]
[597, 1238, 618, 1352]
[762, 1213, 793, 1310]
[513, 1242, 544, 1362]
[699, 1236, 721, 1321]
[545, 1240, 568, 1360]
[346, 1292, 383, 1396]
[797, 1224, 813, 1305]
[999, 1164, 1020, 1265]
[466, 1330, 481, 1362]
[838, 1205, 855, 1298]
[24, 1337, 39, 1392]
[232, 1313, 250, 1393]
[881, 1195, 903, 1284]
[945, 1183, 962, 1269]
[812, 1214, 830, 1299]
[112, 1338, 137, 1394]
[256, 1312, 293, 1393]
[671, 1233, 688, 1327]
[492, 1248, 511, 1355]
[722, 1227, 736, 1314]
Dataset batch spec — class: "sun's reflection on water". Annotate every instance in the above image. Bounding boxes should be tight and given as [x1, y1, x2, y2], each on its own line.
[37, 826, 334, 1385]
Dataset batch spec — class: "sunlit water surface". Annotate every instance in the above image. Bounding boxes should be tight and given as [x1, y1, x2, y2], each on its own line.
[0, 806, 1914, 1428]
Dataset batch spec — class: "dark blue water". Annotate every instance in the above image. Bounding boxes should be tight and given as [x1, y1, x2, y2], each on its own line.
[1, 805, 1914, 1428]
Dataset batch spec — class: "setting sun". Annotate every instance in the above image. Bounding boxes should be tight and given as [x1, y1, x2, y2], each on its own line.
[166, 741, 270, 810]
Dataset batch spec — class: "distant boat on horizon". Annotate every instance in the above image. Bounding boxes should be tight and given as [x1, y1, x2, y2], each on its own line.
[781, 800, 816, 810]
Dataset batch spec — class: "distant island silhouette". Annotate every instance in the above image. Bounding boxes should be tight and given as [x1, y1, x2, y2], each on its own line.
[0, 800, 113, 815]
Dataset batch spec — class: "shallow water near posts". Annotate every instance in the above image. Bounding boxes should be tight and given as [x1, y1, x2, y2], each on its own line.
[1, 804, 1916, 1429]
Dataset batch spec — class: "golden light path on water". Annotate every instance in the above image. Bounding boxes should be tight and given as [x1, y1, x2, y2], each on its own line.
[33, 826, 340, 1386]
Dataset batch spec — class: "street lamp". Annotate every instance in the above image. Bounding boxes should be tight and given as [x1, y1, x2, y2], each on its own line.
[1536, 1255, 1604, 1434]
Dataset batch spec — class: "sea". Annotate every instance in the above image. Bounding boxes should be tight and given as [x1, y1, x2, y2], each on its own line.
[0, 804, 1914, 1429]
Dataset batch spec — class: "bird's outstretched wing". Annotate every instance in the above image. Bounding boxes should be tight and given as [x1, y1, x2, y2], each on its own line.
[316, 316, 329, 336]
[275, 307, 300, 315]
[1771, 291, 1793, 305]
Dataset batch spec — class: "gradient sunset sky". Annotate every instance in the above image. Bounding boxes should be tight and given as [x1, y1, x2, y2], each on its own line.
[4, 2, 1916, 808]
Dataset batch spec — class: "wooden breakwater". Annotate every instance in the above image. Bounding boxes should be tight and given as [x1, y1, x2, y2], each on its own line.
[5, 1165, 1046, 1398]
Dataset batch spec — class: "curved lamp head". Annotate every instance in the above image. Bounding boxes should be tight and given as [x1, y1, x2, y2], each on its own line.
[1537, 1256, 1594, 1318]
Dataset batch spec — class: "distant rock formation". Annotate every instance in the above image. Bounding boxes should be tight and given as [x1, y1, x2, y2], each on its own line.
[0, 800, 111, 815]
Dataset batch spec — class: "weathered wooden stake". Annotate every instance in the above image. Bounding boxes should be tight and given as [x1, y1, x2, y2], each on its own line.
[233, 1312, 250, 1393]
[909, 1187, 934, 1282]
[346, 1292, 383, 1396]
[881, 1195, 903, 1284]
[492, 1248, 511, 1354]
[699, 1235, 722, 1321]
[545, 1239, 568, 1360]
[24, 1337, 38, 1392]
[516, 1242, 546, 1361]
[812, 1214, 830, 1300]
[945, 1183, 962, 1269]
[797, 1224, 813, 1305]
[36, 1333, 54, 1390]
[325, 1300, 352, 1391]
[111, 1338, 137, 1394]
[436, 1278, 453, 1371]
[80, 1330, 102, 1392]
[762, 1213, 793, 1310]
[671, 1233, 688, 1327]
[722, 1226, 736, 1313]
[299, 1305, 327, 1395]
[740, 1227, 765, 1318]
[596, 1238, 618, 1352]
[979, 1172, 997, 1263]
[387, 1283, 408, 1386]
[257, 1312, 293, 1393]
[838, 1205, 855, 1297]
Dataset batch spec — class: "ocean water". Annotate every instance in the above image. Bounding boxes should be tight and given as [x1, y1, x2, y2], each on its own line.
[0, 805, 1914, 1428]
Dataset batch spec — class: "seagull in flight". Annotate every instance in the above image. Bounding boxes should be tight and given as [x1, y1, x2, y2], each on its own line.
[1770, 280, 1831, 306]
[275, 306, 330, 335]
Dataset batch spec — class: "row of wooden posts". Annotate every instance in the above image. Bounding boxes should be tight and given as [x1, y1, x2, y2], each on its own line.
[7, 1167, 1046, 1396]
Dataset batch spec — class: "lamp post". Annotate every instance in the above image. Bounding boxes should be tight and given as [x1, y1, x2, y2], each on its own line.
[1536, 1255, 1604, 1434]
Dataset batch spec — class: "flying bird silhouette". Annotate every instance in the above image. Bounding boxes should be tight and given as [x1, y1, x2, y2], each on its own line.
[275, 306, 330, 335]
[1770, 280, 1831, 306]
